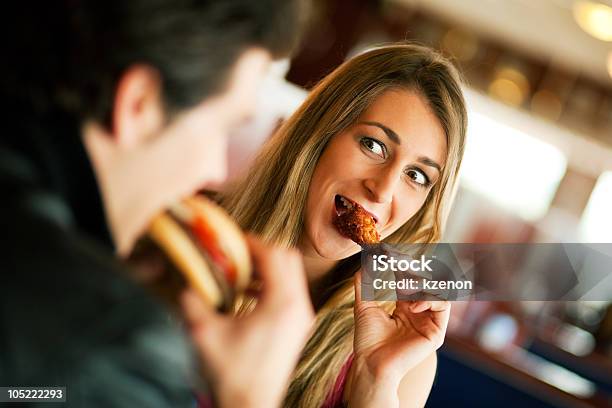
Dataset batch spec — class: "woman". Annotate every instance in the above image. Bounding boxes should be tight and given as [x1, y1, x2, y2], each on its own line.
[222, 43, 467, 407]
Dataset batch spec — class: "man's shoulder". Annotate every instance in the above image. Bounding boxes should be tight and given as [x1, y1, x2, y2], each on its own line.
[0, 195, 175, 341]
[0, 200, 196, 404]
[2, 196, 129, 297]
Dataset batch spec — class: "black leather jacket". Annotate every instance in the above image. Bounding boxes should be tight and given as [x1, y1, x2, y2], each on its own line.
[0, 114, 197, 407]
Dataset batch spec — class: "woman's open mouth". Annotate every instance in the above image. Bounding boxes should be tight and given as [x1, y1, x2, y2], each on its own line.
[334, 194, 354, 216]
[332, 195, 380, 245]
[334, 195, 378, 223]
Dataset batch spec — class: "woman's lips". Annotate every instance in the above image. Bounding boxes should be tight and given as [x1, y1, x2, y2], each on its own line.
[332, 195, 381, 245]
[334, 195, 379, 224]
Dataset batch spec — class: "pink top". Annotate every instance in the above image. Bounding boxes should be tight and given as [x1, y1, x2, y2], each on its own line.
[321, 354, 354, 408]
[197, 354, 355, 408]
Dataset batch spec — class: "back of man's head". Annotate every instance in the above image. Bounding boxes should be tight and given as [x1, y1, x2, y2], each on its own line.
[2, 0, 307, 126]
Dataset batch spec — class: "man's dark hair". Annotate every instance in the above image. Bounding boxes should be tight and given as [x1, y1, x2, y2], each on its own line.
[2, 0, 307, 126]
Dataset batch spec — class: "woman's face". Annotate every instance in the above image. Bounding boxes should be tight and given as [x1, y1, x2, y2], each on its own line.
[302, 89, 447, 260]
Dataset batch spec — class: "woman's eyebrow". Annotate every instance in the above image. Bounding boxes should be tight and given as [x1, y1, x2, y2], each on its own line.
[359, 120, 442, 172]
[418, 156, 442, 173]
[359, 121, 401, 144]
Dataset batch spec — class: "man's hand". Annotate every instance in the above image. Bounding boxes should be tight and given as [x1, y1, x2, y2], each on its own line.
[181, 235, 314, 408]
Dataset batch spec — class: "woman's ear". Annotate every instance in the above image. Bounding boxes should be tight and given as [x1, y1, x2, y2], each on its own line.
[111, 65, 164, 148]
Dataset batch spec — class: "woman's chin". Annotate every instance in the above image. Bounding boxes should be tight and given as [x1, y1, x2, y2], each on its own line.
[306, 225, 362, 259]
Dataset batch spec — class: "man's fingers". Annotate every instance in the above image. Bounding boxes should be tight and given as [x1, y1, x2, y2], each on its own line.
[245, 235, 287, 293]
[245, 234, 310, 312]
[179, 291, 227, 373]
[181, 289, 221, 328]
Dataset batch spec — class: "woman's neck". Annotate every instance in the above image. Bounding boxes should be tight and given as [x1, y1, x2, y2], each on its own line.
[302, 253, 338, 287]
[298, 250, 339, 310]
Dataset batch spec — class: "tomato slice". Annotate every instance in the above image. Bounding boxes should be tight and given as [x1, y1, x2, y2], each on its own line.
[191, 216, 237, 286]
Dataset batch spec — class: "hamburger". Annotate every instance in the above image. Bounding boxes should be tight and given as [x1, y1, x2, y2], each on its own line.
[128, 196, 251, 311]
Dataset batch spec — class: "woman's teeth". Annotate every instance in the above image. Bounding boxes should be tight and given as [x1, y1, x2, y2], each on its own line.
[340, 196, 353, 210]
[335, 194, 379, 225]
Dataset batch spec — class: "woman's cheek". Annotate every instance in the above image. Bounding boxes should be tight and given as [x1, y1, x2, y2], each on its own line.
[397, 194, 426, 224]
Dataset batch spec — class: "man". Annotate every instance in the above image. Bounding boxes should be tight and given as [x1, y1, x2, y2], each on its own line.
[0, 1, 312, 407]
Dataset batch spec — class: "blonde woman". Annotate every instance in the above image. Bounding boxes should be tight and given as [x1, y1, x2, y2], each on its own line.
[222, 43, 467, 408]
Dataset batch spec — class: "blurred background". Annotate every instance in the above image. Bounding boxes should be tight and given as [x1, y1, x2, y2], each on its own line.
[226, 0, 612, 406]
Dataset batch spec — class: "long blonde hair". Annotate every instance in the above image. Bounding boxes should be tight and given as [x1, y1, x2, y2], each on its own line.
[222, 43, 467, 408]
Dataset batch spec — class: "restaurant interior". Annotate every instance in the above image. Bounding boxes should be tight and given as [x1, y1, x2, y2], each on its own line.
[225, 1, 612, 406]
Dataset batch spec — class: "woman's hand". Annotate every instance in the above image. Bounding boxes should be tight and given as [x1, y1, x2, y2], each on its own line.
[347, 272, 450, 408]
[182, 236, 314, 408]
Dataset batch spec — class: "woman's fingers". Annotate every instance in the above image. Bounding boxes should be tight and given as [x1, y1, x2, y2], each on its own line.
[404, 299, 452, 335]
[406, 299, 450, 313]
[353, 271, 379, 310]
[354, 271, 363, 307]
[429, 300, 451, 312]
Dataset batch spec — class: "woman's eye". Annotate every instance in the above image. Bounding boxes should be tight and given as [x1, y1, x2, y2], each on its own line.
[406, 169, 429, 186]
[360, 137, 386, 158]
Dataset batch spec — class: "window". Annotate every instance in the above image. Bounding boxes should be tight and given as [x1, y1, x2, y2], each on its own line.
[460, 111, 567, 220]
[580, 171, 612, 242]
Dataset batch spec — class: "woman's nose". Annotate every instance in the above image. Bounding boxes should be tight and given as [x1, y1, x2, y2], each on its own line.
[364, 167, 400, 204]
